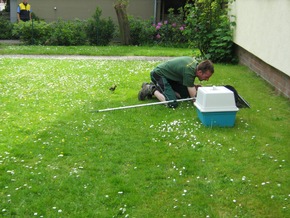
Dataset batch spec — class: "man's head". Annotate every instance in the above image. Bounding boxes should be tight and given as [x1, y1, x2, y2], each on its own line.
[196, 60, 214, 81]
[23, 0, 28, 4]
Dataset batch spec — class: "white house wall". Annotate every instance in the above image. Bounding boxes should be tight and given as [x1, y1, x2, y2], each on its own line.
[230, 0, 290, 76]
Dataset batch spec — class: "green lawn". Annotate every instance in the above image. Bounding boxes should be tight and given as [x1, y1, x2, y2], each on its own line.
[0, 53, 289, 217]
[0, 44, 194, 57]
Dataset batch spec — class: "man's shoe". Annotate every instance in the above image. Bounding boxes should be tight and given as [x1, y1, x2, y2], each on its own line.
[138, 82, 151, 100]
[148, 82, 156, 96]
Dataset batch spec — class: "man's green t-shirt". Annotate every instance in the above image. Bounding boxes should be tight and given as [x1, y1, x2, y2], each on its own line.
[153, 56, 198, 87]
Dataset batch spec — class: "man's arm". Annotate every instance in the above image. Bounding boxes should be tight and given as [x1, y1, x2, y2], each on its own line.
[17, 6, 20, 22]
[187, 86, 197, 98]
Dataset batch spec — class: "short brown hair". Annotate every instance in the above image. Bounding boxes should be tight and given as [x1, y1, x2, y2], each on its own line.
[197, 60, 214, 74]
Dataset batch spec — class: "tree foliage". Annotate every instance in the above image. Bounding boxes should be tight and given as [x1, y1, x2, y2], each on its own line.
[184, 0, 236, 63]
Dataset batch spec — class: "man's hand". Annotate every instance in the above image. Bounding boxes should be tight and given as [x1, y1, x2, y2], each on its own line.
[187, 86, 197, 98]
[194, 85, 202, 91]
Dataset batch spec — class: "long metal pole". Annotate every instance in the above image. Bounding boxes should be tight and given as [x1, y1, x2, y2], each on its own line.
[91, 97, 195, 113]
[153, 0, 157, 25]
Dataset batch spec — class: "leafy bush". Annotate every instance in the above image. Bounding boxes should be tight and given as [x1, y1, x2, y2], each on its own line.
[128, 16, 155, 45]
[86, 7, 116, 46]
[49, 19, 87, 46]
[184, 0, 236, 63]
[129, 8, 188, 47]
[153, 21, 187, 47]
[0, 16, 13, 39]
[208, 15, 236, 63]
[154, 8, 188, 47]
[12, 20, 51, 45]
[11, 7, 115, 46]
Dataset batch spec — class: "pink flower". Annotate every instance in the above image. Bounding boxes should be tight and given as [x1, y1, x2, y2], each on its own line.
[156, 34, 161, 39]
[164, 20, 168, 25]
[157, 22, 163, 26]
[179, 26, 184, 31]
[172, 23, 177, 27]
[156, 25, 161, 30]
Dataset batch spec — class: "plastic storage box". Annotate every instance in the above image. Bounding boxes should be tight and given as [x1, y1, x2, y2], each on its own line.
[194, 86, 239, 127]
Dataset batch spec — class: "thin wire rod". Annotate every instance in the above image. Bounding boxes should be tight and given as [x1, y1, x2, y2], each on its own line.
[90, 97, 195, 113]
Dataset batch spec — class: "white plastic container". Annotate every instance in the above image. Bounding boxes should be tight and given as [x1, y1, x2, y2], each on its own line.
[194, 86, 239, 127]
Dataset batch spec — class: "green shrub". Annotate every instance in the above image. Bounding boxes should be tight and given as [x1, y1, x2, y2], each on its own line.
[11, 7, 115, 46]
[12, 20, 51, 45]
[129, 8, 188, 47]
[184, 0, 236, 63]
[86, 7, 116, 46]
[208, 14, 236, 63]
[128, 16, 155, 45]
[154, 8, 188, 47]
[0, 16, 13, 39]
[153, 20, 187, 47]
[49, 19, 87, 46]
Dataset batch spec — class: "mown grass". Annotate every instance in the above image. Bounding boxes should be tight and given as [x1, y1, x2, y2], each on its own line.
[0, 44, 193, 57]
[0, 55, 289, 217]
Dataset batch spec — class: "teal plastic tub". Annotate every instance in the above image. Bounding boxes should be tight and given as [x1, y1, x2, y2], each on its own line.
[194, 86, 239, 127]
[196, 109, 237, 127]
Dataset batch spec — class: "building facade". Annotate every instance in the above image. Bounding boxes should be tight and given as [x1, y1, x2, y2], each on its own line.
[10, 0, 189, 23]
[10, 0, 152, 23]
[230, 0, 290, 98]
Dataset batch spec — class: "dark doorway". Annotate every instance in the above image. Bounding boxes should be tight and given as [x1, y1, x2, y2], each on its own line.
[163, 0, 188, 14]
[159, 0, 193, 21]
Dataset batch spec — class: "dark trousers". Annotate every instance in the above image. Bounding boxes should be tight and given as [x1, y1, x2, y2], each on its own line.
[150, 71, 189, 108]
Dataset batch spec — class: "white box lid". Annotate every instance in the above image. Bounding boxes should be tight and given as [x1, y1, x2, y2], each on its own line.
[194, 86, 239, 112]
